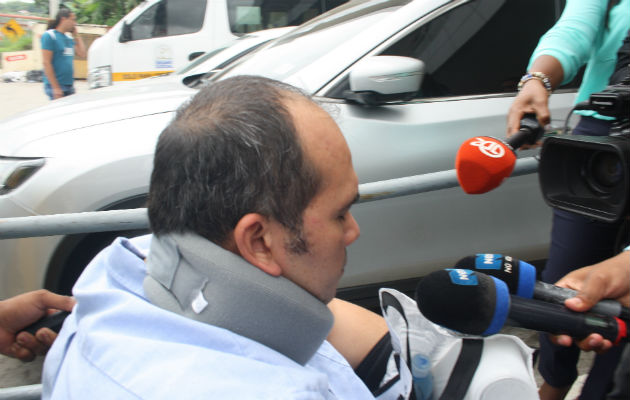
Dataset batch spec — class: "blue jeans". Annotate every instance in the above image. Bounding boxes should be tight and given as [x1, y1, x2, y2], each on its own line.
[537, 116, 626, 399]
[44, 83, 75, 100]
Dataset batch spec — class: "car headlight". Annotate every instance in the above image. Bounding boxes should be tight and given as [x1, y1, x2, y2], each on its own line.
[0, 157, 45, 195]
[88, 66, 112, 89]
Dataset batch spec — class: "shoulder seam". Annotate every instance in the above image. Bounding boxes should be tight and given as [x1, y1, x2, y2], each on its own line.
[45, 29, 57, 40]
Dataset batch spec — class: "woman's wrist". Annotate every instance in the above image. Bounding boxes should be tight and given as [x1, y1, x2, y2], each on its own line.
[518, 72, 553, 95]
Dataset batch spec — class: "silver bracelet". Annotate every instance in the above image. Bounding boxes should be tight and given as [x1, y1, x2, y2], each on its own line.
[518, 72, 552, 94]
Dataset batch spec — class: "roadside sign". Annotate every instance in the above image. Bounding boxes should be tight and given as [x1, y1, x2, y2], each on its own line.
[5, 54, 27, 62]
[1, 19, 26, 41]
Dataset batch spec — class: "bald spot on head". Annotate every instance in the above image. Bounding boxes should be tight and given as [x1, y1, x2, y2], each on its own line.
[283, 96, 353, 190]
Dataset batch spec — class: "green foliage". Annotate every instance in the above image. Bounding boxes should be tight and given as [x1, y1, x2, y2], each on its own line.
[0, 33, 33, 52]
[64, 0, 143, 26]
[0, 1, 47, 16]
[32, 0, 143, 26]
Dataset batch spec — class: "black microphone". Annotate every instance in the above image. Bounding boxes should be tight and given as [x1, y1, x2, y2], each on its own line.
[21, 310, 70, 335]
[506, 114, 544, 150]
[455, 254, 630, 320]
[415, 269, 628, 344]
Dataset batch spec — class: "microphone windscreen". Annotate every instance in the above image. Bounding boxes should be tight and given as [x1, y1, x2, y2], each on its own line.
[455, 254, 536, 299]
[455, 136, 517, 194]
[415, 269, 510, 336]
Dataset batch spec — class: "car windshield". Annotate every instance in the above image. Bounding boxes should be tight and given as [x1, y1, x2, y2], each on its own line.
[213, 0, 410, 82]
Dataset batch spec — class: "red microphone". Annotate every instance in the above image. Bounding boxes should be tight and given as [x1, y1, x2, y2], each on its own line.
[455, 115, 543, 194]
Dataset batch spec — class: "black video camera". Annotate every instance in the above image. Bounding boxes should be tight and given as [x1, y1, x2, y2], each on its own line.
[538, 74, 630, 223]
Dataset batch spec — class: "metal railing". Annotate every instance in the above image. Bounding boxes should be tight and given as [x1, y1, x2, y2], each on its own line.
[0, 384, 41, 400]
[0, 157, 538, 239]
[0, 158, 538, 400]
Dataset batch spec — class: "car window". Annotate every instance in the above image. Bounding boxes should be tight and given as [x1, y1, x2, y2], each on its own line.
[128, 0, 206, 41]
[379, 0, 567, 98]
[227, 0, 347, 35]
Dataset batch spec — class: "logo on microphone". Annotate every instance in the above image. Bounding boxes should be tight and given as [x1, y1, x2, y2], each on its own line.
[470, 137, 505, 158]
[475, 254, 502, 270]
[447, 269, 479, 286]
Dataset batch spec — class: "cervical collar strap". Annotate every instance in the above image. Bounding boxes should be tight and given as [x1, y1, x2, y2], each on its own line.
[143, 233, 334, 365]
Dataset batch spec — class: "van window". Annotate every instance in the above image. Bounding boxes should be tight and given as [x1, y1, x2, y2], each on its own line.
[227, 0, 345, 34]
[127, 0, 207, 41]
[380, 0, 567, 98]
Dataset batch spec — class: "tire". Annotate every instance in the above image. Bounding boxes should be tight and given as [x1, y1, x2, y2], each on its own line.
[45, 195, 148, 295]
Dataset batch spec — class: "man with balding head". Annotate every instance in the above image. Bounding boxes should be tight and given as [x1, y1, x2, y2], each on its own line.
[42, 76, 408, 399]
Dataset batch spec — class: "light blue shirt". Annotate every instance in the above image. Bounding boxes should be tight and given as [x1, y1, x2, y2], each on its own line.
[528, 0, 629, 117]
[42, 235, 399, 399]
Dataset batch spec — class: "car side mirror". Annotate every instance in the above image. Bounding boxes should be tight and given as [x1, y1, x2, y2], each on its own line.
[344, 56, 424, 106]
[120, 21, 132, 43]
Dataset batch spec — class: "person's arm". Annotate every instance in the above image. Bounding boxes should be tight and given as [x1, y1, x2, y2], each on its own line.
[0, 290, 75, 361]
[72, 26, 86, 59]
[42, 48, 63, 99]
[506, 0, 606, 135]
[552, 251, 630, 352]
[507, 55, 564, 135]
[327, 298, 389, 369]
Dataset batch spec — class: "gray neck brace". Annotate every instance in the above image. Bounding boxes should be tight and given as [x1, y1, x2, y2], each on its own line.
[143, 233, 334, 365]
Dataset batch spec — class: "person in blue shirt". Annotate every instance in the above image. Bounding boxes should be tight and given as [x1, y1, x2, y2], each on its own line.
[41, 8, 85, 100]
[42, 76, 411, 399]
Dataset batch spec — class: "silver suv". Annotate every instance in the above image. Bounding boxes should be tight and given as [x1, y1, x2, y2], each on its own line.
[0, 0, 576, 304]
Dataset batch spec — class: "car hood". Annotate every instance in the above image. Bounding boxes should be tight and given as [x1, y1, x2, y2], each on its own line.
[0, 76, 196, 156]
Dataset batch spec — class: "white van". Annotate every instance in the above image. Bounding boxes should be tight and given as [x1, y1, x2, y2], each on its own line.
[87, 0, 346, 88]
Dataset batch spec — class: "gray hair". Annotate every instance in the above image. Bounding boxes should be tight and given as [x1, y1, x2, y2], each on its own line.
[148, 76, 323, 253]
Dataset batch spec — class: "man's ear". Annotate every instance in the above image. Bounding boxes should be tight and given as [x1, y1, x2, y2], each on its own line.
[233, 213, 283, 276]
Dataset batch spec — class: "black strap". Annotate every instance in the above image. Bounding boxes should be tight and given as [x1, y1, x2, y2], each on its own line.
[356, 333, 395, 393]
[438, 338, 484, 400]
[380, 292, 412, 370]
[380, 292, 415, 399]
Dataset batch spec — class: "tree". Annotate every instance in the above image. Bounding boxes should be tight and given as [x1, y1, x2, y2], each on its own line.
[0, 1, 47, 15]
[33, 0, 142, 26]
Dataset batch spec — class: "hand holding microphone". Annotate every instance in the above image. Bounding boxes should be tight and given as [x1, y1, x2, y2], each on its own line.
[455, 114, 543, 194]
[0, 290, 74, 362]
[454, 253, 630, 321]
[507, 76, 552, 142]
[552, 251, 630, 352]
[415, 269, 628, 345]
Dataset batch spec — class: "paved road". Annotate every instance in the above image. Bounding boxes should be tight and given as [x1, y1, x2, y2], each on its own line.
[0, 80, 593, 396]
[0, 80, 89, 121]
[0, 355, 44, 389]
